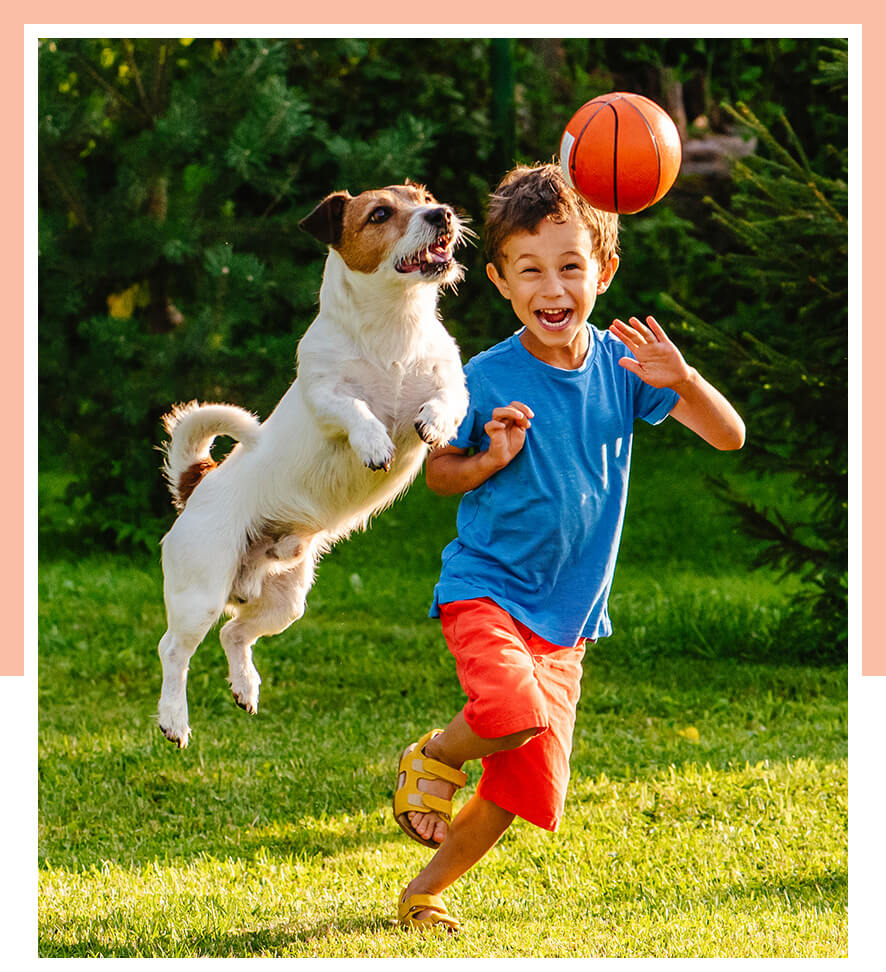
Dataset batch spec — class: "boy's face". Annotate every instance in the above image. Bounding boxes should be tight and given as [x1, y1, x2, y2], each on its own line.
[486, 218, 618, 369]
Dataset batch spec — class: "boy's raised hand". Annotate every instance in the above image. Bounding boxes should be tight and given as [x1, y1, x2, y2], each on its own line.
[484, 401, 534, 469]
[610, 316, 691, 389]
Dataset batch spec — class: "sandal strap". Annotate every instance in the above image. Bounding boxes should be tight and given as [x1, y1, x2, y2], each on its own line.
[399, 892, 446, 920]
[402, 751, 467, 788]
[393, 729, 467, 847]
[398, 892, 459, 930]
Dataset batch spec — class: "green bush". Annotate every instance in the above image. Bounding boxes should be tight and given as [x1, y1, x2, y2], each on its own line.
[660, 43, 848, 657]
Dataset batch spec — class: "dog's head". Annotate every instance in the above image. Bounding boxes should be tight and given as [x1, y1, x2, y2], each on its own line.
[300, 183, 465, 287]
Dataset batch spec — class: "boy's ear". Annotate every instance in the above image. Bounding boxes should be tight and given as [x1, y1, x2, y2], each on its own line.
[597, 255, 619, 294]
[486, 262, 511, 299]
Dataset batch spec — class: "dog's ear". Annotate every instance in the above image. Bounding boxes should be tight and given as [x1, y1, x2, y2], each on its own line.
[300, 191, 351, 246]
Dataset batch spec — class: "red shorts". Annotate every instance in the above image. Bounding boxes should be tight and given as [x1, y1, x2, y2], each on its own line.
[439, 597, 586, 831]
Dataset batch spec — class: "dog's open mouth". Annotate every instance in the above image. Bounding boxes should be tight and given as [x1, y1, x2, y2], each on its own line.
[395, 233, 454, 276]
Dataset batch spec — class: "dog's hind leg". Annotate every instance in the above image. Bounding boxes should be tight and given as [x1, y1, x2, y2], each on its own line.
[221, 551, 317, 715]
[158, 517, 238, 747]
[157, 608, 219, 748]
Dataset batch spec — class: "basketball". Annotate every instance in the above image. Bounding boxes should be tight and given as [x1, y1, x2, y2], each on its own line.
[559, 92, 682, 214]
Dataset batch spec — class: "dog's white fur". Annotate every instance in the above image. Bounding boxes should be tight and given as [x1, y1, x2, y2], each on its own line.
[157, 184, 468, 746]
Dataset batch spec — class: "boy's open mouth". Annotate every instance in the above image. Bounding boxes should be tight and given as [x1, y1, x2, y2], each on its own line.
[535, 308, 573, 330]
[395, 231, 454, 276]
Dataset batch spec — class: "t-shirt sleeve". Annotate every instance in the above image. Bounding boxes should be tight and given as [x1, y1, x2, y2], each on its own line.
[634, 376, 679, 425]
[448, 361, 489, 450]
[622, 349, 680, 425]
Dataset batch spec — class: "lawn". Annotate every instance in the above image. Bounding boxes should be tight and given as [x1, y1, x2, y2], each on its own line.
[37, 422, 847, 957]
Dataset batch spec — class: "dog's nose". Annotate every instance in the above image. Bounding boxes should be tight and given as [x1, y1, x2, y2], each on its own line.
[424, 207, 453, 230]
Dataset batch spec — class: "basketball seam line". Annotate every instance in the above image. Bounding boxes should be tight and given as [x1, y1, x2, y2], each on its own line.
[570, 99, 612, 189]
[620, 97, 662, 210]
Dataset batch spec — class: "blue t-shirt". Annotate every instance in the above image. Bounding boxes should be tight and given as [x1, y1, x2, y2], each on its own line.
[429, 326, 679, 645]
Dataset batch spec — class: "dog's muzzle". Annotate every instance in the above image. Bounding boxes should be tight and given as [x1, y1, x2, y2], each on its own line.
[395, 207, 458, 278]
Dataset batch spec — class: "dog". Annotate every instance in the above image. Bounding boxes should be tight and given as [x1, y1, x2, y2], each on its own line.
[156, 183, 469, 747]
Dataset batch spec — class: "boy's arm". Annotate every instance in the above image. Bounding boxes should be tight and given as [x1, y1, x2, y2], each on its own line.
[610, 316, 745, 451]
[426, 401, 534, 496]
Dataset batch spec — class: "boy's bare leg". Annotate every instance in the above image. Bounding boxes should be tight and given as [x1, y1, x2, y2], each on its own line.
[401, 792, 515, 921]
[404, 709, 539, 845]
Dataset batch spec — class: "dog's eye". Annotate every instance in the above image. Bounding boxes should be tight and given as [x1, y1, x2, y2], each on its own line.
[368, 207, 392, 224]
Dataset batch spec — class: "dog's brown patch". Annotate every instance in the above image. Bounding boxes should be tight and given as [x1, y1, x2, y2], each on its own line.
[336, 184, 436, 274]
[176, 457, 216, 508]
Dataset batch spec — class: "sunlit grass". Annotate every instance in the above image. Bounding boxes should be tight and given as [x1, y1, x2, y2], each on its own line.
[38, 424, 846, 956]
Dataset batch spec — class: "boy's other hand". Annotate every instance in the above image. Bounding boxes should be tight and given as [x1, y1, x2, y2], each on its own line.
[610, 316, 692, 389]
[484, 401, 534, 469]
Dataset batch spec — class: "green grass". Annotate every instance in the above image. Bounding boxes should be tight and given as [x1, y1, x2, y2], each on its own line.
[38, 424, 847, 956]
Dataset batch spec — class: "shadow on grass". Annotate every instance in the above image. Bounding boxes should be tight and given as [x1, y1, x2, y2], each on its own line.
[593, 866, 847, 914]
[40, 915, 397, 959]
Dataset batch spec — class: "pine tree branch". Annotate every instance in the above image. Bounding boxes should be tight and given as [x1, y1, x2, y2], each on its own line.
[259, 164, 299, 221]
[658, 293, 748, 359]
[151, 40, 169, 110]
[73, 53, 149, 122]
[123, 39, 154, 121]
[723, 102, 809, 178]
[705, 474, 832, 571]
[40, 152, 92, 233]
[775, 110, 811, 171]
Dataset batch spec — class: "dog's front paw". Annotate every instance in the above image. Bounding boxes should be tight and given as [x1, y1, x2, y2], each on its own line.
[350, 424, 395, 472]
[414, 401, 461, 449]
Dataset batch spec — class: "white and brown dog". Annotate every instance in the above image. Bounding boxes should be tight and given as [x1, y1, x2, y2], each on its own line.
[156, 183, 469, 747]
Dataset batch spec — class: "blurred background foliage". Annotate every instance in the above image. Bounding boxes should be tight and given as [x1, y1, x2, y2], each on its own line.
[37, 36, 848, 654]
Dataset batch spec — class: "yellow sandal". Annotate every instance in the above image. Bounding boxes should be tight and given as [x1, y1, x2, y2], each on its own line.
[393, 729, 467, 848]
[398, 890, 460, 933]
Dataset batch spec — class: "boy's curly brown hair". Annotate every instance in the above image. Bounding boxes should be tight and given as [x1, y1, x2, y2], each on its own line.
[485, 163, 620, 274]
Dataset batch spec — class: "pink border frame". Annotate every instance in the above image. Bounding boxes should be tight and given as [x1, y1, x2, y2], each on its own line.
[11, 12, 873, 963]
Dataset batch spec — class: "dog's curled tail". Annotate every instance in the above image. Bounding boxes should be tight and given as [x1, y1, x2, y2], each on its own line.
[161, 401, 261, 510]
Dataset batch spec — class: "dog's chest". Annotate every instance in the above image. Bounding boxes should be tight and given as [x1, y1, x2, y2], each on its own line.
[342, 357, 440, 431]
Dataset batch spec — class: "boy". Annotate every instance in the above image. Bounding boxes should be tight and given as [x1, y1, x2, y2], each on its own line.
[392, 164, 745, 932]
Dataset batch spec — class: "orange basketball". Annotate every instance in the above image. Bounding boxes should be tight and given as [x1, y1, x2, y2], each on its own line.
[559, 92, 682, 214]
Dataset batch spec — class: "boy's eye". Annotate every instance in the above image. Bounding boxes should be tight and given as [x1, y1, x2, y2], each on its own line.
[563, 263, 581, 271]
[368, 206, 392, 224]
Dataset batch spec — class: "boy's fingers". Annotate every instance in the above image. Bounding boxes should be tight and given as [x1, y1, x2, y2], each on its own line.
[508, 400, 535, 420]
[610, 319, 639, 344]
[617, 356, 642, 376]
[491, 405, 531, 427]
[645, 316, 668, 341]
[628, 316, 654, 341]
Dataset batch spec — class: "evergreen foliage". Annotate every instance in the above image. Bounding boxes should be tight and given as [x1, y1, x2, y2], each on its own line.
[661, 42, 848, 658]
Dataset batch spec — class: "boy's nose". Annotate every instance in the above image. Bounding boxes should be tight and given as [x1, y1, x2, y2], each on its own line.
[540, 272, 566, 296]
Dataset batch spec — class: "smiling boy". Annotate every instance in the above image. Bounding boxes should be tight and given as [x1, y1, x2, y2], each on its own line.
[392, 163, 745, 932]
